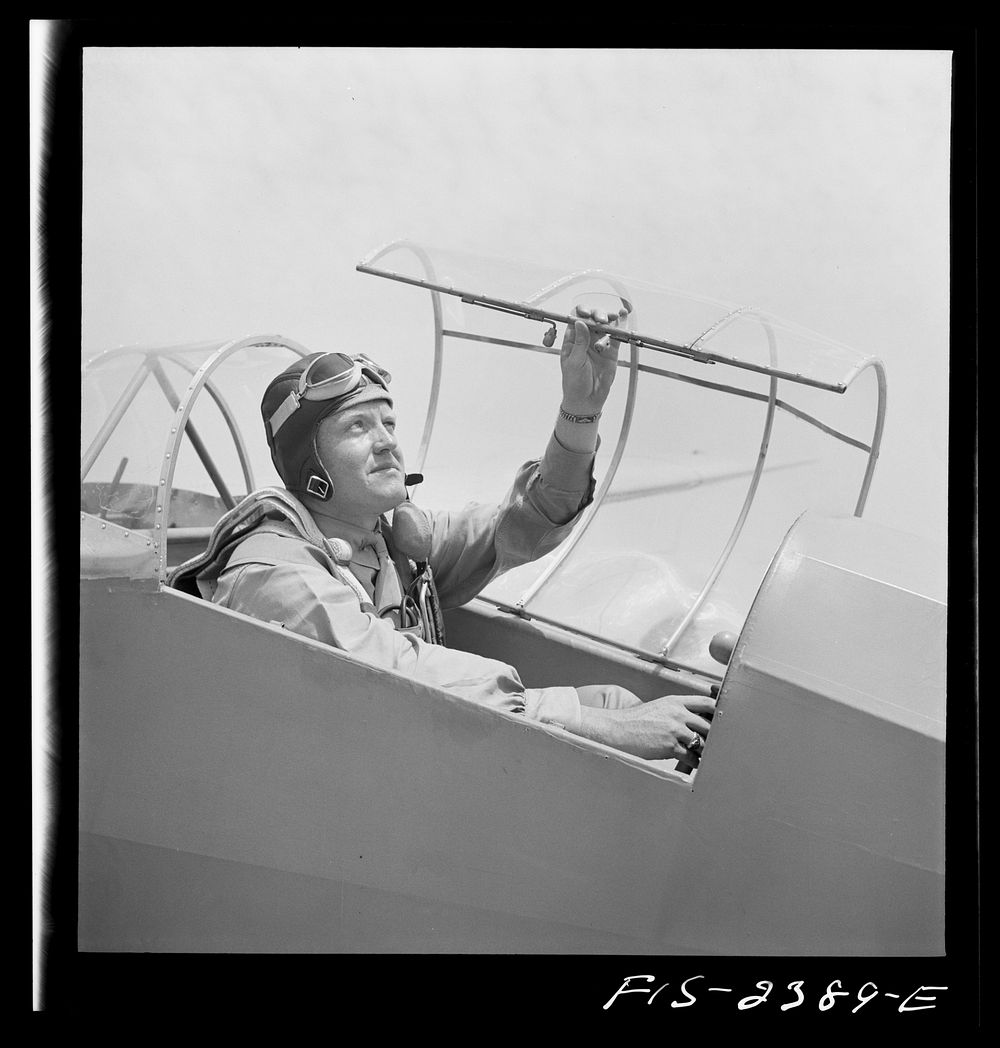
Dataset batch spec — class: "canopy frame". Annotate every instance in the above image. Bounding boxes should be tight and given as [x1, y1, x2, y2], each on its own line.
[358, 240, 887, 674]
[82, 335, 312, 579]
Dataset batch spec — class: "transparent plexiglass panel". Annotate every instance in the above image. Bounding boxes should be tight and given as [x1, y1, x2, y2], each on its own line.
[81, 347, 194, 530]
[489, 354, 778, 671]
[81, 339, 307, 531]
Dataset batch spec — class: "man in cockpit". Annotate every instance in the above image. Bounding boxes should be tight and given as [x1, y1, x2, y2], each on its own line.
[179, 310, 714, 765]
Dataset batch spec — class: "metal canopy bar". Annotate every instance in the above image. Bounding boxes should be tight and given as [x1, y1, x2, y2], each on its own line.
[358, 263, 848, 393]
[475, 596, 723, 690]
[853, 359, 887, 516]
[83, 339, 231, 370]
[165, 354, 256, 497]
[441, 328, 872, 454]
[688, 304, 754, 349]
[149, 361, 237, 511]
[635, 359, 871, 453]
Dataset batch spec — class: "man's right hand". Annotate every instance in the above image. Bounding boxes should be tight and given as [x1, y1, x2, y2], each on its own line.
[574, 694, 716, 764]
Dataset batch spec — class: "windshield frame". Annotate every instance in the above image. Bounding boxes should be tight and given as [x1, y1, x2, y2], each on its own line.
[81, 334, 312, 580]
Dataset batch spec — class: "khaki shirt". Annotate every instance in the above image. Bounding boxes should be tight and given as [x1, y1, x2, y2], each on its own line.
[208, 433, 597, 728]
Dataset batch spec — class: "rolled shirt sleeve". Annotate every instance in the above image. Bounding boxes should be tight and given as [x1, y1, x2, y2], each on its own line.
[213, 555, 583, 726]
[426, 432, 598, 608]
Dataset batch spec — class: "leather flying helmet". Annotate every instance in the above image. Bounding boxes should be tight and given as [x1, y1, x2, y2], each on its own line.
[261, 351, 393, 501]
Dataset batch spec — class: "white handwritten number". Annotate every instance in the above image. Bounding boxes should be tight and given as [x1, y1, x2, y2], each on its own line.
[852, 982, 879, 1014]
[737, 981, 773, 1010]
[780, 980, 805, 1011]
[819, 980, 850, 1011]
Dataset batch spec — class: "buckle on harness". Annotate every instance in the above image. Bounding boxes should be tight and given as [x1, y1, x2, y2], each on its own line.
[306, 475, 330, 498]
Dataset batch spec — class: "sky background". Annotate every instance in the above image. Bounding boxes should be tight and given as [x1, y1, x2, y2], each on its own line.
[80, 47, 952, 550]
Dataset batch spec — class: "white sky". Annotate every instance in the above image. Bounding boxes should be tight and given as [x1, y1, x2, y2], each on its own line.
[80, 47, 952, 545]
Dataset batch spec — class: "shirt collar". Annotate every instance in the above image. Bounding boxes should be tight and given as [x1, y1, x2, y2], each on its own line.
[308, 510, 385, 567]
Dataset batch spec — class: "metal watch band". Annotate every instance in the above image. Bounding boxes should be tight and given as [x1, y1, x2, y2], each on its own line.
[559, 408, 602, 424]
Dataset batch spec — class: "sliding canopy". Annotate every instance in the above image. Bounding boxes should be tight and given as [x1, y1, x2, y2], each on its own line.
[358, 241, 886, 676]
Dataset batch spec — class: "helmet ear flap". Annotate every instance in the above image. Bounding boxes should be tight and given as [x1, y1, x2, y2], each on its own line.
[300, 428, 334, 501]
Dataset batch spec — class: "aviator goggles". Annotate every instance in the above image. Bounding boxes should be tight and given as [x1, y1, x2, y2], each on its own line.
[267, 352, 392, 440]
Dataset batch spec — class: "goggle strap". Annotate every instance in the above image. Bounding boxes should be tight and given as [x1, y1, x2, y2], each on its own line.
[300, 356, 361, 398]
[268, 390, 301, 439]
[356, 354, 391, 384]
